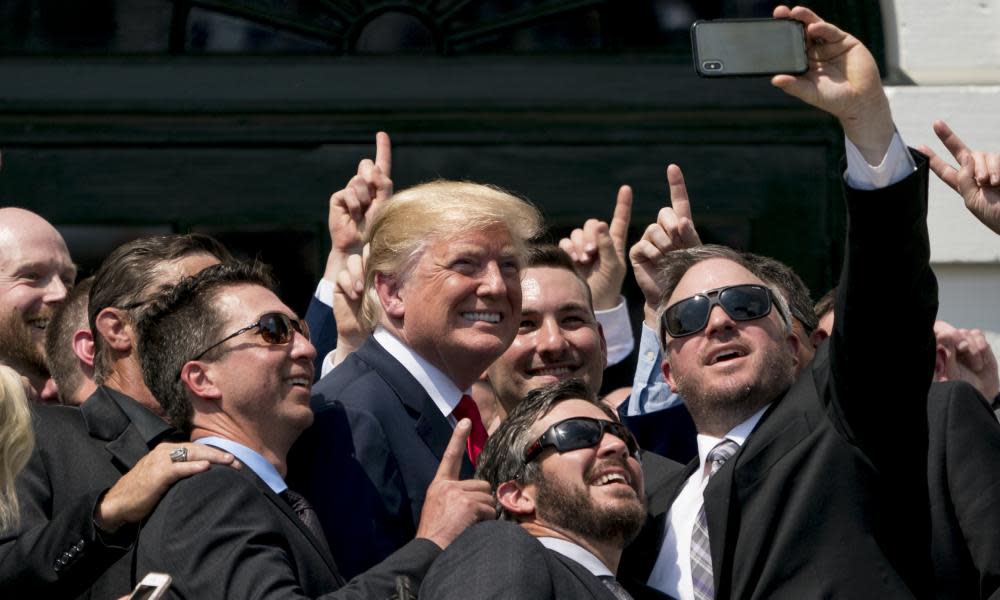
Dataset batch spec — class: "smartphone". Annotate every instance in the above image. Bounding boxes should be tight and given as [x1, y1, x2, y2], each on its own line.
[690, 18, 807, 77]
[128, 572, 172, 600]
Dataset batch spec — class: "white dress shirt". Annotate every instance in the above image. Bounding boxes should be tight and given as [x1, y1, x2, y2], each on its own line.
[371, 326, 467, 424]
[538, 536, 615, 578]
[646, 406, 768, 599]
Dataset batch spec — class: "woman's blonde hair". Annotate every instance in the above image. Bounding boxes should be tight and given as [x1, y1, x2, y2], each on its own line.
[359, 180, 544, 331]
[0, 365, 34, 533]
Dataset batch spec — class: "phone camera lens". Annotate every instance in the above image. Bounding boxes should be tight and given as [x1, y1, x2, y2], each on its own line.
[703, 61, 723, 71]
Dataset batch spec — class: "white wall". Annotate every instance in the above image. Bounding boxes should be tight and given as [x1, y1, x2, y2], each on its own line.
[883, 0, 1000, 352]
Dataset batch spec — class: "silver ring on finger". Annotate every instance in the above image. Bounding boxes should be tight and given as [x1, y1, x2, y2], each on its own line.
[169, 447, 189, 463]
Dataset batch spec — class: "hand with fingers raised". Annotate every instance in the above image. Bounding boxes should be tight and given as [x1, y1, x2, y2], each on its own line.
[629, 164, 702, 326]
[558, 185, 633, 311]
[770, 5, 894, 164]
[415, 420, 496, 550]
[918, 120, 1000, 235]
[324, 131, 393, 282]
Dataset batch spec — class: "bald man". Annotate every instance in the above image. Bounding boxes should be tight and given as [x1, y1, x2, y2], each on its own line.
[0, 208, 76, 401]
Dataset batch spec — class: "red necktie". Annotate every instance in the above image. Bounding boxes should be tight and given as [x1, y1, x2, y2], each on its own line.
[453, 394, 489, 466]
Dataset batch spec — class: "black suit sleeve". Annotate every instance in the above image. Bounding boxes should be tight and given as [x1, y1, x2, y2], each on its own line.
[827, 151, 936, 476]
[419, 521, 555, 600]
[0, 412, 132, 596]
[935, 382, 1000, 598]
[138, 466, 438, 600]
[305, 294, 338, 381]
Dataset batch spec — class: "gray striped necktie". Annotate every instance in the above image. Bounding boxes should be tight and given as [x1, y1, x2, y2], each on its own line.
[691, 439, 739, 600]
[599, 575, 634, 600]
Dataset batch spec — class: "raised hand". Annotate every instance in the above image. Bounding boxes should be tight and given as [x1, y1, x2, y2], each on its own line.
[918, 120, 1000, 235]
[558, 186, 632, 310]
[415, 419, 496, 549]
[629, 164, 702, 316]
[934, 320, 1000, 401]
[770, 5, 894, 164]
[94, 443, 240, 532]
[324, 132, 392, 281]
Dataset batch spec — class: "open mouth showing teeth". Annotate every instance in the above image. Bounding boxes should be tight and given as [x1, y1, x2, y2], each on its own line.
[529, 366, 575, 377]
[711, 349, 746, 364]
[462, 312, 501, 324]
[28, 319, 49, 330]
[593, 472, 630, 486]
[288, 377, 311, 388]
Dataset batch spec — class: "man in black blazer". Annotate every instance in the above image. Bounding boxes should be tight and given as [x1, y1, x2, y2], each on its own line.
[299, 179, 544, 576]
[619, 6, 937, 598]
[135, 261, 493, 598]
[422, 379, 676, 600]
[0, 234, 237, 599]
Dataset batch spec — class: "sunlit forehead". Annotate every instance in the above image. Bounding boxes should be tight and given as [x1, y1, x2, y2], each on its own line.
[668, 258, 768, 307]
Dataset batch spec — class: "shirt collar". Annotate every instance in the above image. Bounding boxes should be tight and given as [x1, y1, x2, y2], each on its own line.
[195, 436, 287, 494]
[694, 404, 769, 477]
[537, 536, 615, 577]
[373, 327, 467, 419]
[104, 386, 175, 446]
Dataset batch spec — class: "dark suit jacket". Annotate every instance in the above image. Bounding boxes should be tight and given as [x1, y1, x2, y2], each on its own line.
[304, 295, 337, 381]
[421, 520, 671, 600]
[294, 336, 475, 579]
[135, 463, 440, 599]
[621, 154, 937, 599]
[0, 386, 167, 599]
[927, 381, 1000, 599]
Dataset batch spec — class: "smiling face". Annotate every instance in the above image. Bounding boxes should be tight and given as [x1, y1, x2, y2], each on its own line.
[522, 399, 645, 545]
[0, 209, 76, 377]
[487, 266, 607, 412]
[662, 258, 798, 436]
[383, 225, 522, 389]
[199, 284, 317, 451]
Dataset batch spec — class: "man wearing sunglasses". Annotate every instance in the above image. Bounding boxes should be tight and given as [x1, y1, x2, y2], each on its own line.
[617, 6, 938, 600]
[1, 234, 241, 599]
[134, 262, 492, 598]
[422, 378, 672, 600]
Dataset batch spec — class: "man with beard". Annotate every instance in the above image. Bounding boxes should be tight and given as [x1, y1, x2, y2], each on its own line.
[618, 6, 938, 598]
[0, 208, 76, 402]
[421, 379, 670, 600]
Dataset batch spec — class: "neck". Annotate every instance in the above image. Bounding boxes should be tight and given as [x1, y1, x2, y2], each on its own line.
[521, 521, 623, 574]
[190, 420, 292, 477]
[103, 359, 165, 419]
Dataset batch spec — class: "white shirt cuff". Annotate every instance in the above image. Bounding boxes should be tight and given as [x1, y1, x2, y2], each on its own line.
[844, 131, 915, 190]
[595, 297, 634, 367]
[315, 278, 335, 308]
[320, 350, 337, 379]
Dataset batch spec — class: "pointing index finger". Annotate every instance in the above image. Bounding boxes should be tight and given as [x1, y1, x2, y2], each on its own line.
[435, 418, 471, 481]
[609, 185, 633, 254]
[375, 131, 392, 177]
[667, 164, 693, 221]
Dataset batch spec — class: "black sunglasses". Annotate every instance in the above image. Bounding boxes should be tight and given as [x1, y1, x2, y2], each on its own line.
[660, 284, 784, 339]
[192, 312, 309, 360]
[523, 416, 639, 463]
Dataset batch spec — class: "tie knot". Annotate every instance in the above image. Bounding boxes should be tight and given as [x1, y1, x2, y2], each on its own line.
[454, 394, 480, 420]
[453, 394, 488, 466]
[705, 439, 739, 477]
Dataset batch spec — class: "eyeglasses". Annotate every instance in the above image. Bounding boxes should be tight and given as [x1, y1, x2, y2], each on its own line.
[660, 284, 783, 339]
[192, 312, 309, 360]
[523, 416, 639, 463]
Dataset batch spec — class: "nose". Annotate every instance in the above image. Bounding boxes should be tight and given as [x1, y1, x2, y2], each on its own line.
[43, 274, 69, 304]
[596, 430, 629, 459]
[704, 304, 736, 337]
[292, 329, 317, 363]
[477, 261, 508, 297]
[535, 317, 569, 357]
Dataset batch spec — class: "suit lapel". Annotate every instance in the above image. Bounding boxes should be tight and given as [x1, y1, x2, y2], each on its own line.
[80, 387, 149, 471]
[240, 465, 345, 586]
[359, 338, 476, 477]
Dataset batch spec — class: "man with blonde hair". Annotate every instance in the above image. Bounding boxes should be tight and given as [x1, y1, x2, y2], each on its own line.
[296, 179, 543, 578]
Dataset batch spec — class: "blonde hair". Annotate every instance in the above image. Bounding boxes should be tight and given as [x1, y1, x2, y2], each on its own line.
[0, 365, 33, 533]
[360, 180, 544, 331]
